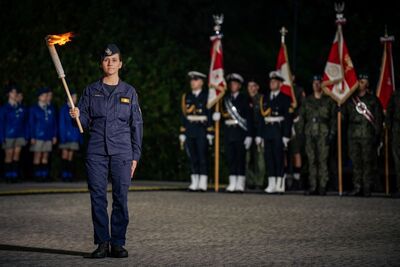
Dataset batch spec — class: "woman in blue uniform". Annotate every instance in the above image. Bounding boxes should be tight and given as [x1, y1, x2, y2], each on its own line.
[70, 44, 143, 258]
[59, 90, 82, 182]
[29, 87, 58, 181]
[0, 84, 29, 182]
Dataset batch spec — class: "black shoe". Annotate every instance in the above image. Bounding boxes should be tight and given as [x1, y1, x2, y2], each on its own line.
[304, 190, 318, 196]
[363, 190, 371, 197]
[348, 189, 363, 197]
[110, 245, 128, 258]
[90, 242, 109, 258]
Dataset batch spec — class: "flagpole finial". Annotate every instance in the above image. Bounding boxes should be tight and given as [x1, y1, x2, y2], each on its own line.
[212, 14, 224, 36]
[334, 2, 346, 25]
[280, 26, 288, 43]
[380, 26, 395, 43]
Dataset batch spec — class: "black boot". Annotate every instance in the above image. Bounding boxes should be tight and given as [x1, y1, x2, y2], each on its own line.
[3, 163, 12, 183]
[110, 245, 128, 258]
[90, 242, 109, 258]
[348, 187, 362, 197]
[319, 186, 327, 196]
[33, 164, 41, 181]
[304, 188, 319, 196]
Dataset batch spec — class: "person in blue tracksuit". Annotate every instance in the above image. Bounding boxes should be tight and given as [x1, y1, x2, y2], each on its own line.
[0, 84, 29, 182]
[29, 87, 58, 181]
[69, 44, 143, 258]
[59, 90, 82, 182]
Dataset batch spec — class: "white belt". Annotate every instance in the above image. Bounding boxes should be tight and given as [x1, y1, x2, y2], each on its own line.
[187, 115, 207, 122]
[225, 119, 239, 126]
[264, 116, 284, 124]
[293, 116, 300, 123]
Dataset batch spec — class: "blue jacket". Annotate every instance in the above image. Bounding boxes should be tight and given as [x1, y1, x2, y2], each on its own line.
[78, 79, 143, 161]
[29, 103, 57, 141]
[0, 102, 29, 141]
[59, 103, 83, 144]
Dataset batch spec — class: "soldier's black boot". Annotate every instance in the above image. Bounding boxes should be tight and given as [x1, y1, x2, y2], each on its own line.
[110, 245, 128, 258]
[304, 188, 318, 196]
[90, 242, 109, 258]
[363, 187, 371, 197]
[348, 187, 362, 197]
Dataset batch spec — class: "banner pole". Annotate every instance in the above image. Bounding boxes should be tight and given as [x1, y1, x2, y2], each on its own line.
[214, 102, 220, 192]
[338, 106, 343, 196]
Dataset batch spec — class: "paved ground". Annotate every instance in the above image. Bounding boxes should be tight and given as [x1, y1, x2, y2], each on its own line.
[0, 191, 399, 266]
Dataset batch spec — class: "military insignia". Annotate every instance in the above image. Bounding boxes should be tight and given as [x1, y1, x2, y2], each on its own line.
[120, 97, 130, 104]
[105, 48, 112, 56]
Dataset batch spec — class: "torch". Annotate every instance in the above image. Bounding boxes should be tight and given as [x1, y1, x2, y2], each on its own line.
[45, 32, 84, 133]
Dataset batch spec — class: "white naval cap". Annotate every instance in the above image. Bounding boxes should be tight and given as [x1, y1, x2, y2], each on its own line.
[269, 70, 284, 81]
[187, 71, 207, 79]
[226, 73, 244, 83]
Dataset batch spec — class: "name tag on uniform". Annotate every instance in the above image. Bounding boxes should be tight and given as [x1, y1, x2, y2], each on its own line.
[120, 97, 130, 104]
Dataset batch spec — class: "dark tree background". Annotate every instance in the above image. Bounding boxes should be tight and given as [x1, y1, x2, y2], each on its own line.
[0, 0, 398, 181]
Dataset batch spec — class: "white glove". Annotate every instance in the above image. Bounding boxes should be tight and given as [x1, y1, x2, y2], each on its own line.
[206, 134, 214, 145]
[255, 136, 264, 147]
[377, 141, 383, 156]
[282, 137, 290, 148]
[212, 112, 221, 121]
[244, 137, 252, 150]
[179, 134, 186, 144]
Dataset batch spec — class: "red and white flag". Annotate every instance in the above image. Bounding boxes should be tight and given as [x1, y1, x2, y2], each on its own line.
[322, 26, 358, 105]
[207, 35, 227, 108]
[376, 35, 395, 111]
[276, 42, 297, 107]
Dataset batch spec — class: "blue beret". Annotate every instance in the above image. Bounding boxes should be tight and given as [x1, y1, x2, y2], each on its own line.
[36, 87, 50, 97]
[101, 44, 120, 60]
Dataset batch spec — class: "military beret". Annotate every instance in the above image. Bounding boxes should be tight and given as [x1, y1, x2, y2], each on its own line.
[36, 87, 50, 97]
[269, 71, 284, 82]
[358, 73, 369, 80]
[101, 44, 120, 61]
[187, 71, 207, 80]
[312, 75, 322, 81]
[247, 77, 260, 85]
[226, 73, 244, 83]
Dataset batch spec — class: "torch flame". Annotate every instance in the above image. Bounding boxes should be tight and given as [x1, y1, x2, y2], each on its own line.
[46, 32, 74, 46]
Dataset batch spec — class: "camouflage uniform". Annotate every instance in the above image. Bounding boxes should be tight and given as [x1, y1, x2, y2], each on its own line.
[386, 90, 400, 194]
[344, 93, 383, 195]
[246, 93, 265, 188]
[296, 94, 336, 193]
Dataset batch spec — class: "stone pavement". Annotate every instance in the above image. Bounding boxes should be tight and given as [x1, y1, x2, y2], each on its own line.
[0, 191, 399, 266]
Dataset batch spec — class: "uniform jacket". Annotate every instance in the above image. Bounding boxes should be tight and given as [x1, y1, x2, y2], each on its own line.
[0, 102, 29, 141]
[180, 89, 213, 138]
[296, 94, 337, 137]
[77, 79, 143, 161]
[386, 90, 400, 137]
[221, 92, 253, 142]
[257, 91, 292, 139]
[59, 103, 83, 144]
[29, 103, 57, 141]
[344, 93, 383, 140]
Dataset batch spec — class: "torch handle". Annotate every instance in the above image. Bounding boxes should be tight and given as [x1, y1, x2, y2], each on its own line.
[61, 77, 84, 133]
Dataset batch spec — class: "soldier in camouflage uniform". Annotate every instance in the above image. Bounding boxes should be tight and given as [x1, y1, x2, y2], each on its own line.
[246, 79, 265, 189]
[296, 76, 337, 195]
[344, 74, 383, 197]
[386, 90, 400, 198]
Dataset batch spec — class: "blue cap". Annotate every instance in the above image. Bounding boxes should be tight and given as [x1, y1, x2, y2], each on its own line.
[101, 44, 120, 61]
[36, 87, 50, 97]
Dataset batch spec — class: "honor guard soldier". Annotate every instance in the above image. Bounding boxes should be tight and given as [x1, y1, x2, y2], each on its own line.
[344, 74, 383, 197]
[296, 76, 337, 195]
[246, 79, 266, 189]
[0, 83, 29, 182]
[59, 90, 83, 182]
[29, 87, 58, 182]
[217, 73, 253, 192]
[387, 89, 400, 198]
[70, 44, 143, 258]
[255, 71, 293, 194]
[179, 71, 213, 192]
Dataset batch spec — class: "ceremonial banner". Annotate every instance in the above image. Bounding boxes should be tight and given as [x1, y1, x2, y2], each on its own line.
[276, 39, 297, 107]
[322, 26, 358, 105]
[207, 34, 226, 109]
[376, 35, 395, 111]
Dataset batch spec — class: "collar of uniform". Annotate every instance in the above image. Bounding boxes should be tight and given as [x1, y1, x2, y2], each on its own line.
[270, 90, 280, 99]
[231, 91, 239, 99]
[192, 88, 202, 97]
[94, 78, 127, 96]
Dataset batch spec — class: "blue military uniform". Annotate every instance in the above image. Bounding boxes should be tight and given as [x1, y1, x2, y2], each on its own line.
[59, 102, 83, 181]
[0, 101, 29, 181]
[257, 71, 293, 193]
[180, 71, 213, 191]
[221, 73, 254, 192]
[78, 78, 143, 247]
